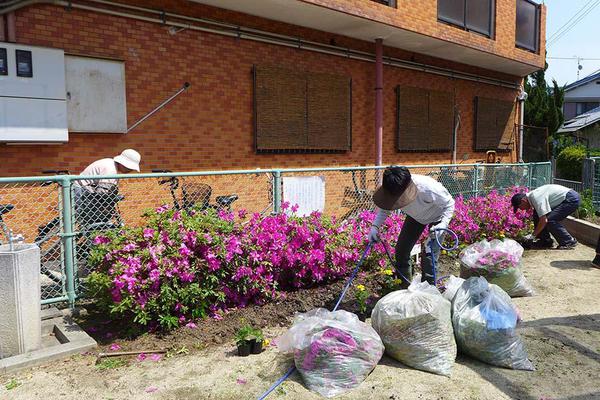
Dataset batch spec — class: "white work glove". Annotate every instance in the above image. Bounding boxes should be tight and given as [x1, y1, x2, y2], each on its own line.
[368, 226, 380, 243]
[430, 221, 447, 232]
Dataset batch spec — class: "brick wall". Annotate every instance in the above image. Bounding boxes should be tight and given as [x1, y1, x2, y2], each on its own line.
[1, 1, 523, 177]
[306, 0, 546, 70]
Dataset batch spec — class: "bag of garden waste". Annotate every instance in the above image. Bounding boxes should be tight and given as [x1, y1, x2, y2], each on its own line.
[459, 238, 534, 297]
[452, 276, 534, 370]
[442, 275, 465, 303]
[277, 308, 384, 398]
[371, 275, 457, 376]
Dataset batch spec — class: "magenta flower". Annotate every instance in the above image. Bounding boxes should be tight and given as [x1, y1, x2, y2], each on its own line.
[93, 235, 110, 245]
[109, 343, 122, 351]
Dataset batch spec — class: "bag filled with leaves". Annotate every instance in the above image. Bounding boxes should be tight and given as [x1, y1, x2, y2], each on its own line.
[371, 276, 457, 376]
[459, 238, 534, 297]
[452, 276, 534, 370]
[277, 308, 384, 398]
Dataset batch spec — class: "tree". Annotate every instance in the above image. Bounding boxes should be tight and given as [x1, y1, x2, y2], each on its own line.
[524, 67, 565, 136]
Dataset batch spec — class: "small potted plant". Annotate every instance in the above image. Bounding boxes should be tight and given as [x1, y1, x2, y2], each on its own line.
[251, 328, 264, 354]
[235, 325, 255, 357]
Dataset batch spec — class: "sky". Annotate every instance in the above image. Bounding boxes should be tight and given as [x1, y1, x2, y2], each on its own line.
[544, 0, 600, 86]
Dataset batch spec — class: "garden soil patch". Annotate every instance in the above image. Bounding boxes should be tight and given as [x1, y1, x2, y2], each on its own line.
[3, 246, 599, 400]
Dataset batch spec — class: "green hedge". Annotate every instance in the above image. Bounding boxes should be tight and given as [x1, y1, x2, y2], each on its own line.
[556, 145, 586, 181]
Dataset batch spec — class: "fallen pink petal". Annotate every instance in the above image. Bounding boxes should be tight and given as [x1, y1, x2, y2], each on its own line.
[149, 354, 163, 362]
[185, 322, 197, 329]
[137, 353, 147, 361]
[145, 386, 158, 393]
[109, 343, 121, 351]
[236, 378, 247, 385]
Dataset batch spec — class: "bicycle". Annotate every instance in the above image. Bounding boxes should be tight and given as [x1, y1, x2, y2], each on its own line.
[152, 170, 239, 212]
[341, 169, 377, 221]
[33, 171, 125, 294]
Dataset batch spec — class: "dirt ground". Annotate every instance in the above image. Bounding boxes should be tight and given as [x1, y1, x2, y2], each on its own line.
[2, 245, 600, 400]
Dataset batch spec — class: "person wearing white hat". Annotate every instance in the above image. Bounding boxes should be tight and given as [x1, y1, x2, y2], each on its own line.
[74, 149, 141, 195]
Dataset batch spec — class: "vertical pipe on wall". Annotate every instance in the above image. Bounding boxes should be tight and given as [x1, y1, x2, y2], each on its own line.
[375, 38, 383, 167]
[0, 16, 6, 42]
[6, 12, 16, 42]
[518, 87, 528, 162]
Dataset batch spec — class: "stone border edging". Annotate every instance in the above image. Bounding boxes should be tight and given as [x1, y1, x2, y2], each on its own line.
[563, 216, 600, 246]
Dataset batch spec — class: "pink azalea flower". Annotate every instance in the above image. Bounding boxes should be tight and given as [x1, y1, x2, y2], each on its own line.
[109, 343, 121, 351]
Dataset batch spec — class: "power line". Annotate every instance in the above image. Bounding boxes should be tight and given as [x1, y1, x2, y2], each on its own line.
[547, 57, 600, 60]
[547, 0, 595, 42]
[547, 0, 600, 47]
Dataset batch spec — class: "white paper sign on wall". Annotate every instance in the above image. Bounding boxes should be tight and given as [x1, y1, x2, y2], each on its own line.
[282, 176, 326, 217]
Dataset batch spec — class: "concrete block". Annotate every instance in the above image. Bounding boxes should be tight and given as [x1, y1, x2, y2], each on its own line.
[0, 244, 41, 359]
[564, 216, 600, 246]
[0, 315, 97, 374]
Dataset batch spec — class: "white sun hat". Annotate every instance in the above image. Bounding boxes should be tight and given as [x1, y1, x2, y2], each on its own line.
[113, 149, 141, 172]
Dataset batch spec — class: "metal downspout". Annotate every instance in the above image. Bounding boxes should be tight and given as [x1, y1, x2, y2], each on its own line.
[6, 11, 15, 42]
[375, 38, 383, 167]
[518, 88, 528, 162]
[0, 15, 6, 41]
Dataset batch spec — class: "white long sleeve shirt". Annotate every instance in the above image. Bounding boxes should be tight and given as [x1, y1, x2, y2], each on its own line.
[74, 158, 119, 193]
[372, 174, 455, 228]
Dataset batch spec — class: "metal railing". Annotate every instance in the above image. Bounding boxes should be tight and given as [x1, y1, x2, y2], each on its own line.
[552, 178, 583, 193]
[0, 162, 551, 306]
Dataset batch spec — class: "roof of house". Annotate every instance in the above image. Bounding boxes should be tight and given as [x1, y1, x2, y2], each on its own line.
[564, 70, 600, 92]
[558, 106, 600, 133]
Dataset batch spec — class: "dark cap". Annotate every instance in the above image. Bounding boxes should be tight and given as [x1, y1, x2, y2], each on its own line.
[511, 193, 527, 213]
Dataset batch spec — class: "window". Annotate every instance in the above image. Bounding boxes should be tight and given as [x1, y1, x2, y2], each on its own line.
[474, 97, 515, 151]
[15, 49, 33, 78]
[438, 0, 495, 37]
[576, 102, 600, 116]
[254, 65, 351, 152]
[371, 0, 397, 7]
[0, 48, 7, 76]
[515, 0, 540, 52]
[396, 86, 454, 152]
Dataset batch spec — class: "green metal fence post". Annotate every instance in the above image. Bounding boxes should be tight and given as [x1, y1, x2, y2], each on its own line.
[60, 176, 76, 308]
[527, 164, 533, 188]
[473, 165, 479, 197]
[273, 170, 282, 214]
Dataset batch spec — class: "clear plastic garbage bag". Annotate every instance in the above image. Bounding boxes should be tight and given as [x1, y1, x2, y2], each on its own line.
[371, 276, 457, 376]
[442, 275, 465, 303]
[459, 239, 534, 297]
[277, 308, 384, 398]
[452, 276, 534, 370]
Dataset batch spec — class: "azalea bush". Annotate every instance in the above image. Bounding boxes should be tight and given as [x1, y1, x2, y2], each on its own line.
[88, 189, 533, 330]
[88, 204, 365, 329]
[449, 189, 533, 246]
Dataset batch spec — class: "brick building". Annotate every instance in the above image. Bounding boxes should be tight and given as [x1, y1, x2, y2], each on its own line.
[0, 0, 546, 176]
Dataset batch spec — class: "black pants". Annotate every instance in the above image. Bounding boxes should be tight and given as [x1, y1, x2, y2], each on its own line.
[395, 216, 441, 285]
[533, 190, 580, 246]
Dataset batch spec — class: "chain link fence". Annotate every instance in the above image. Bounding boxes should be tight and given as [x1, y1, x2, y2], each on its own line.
[0, 162, 550, 305]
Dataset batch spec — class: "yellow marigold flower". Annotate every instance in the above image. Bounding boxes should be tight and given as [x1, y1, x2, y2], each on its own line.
[383, 269, 394, 276]
[263, 339, 270, 347]
[392, 279, 402, 286]
[356, 284, 366, 291]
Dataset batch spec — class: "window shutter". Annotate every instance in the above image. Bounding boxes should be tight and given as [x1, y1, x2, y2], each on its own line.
[307, 72, 351, 151]
[474, 97, 515, 151]
[254, 65, 307, 151]
[397, 86, 453, 152]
